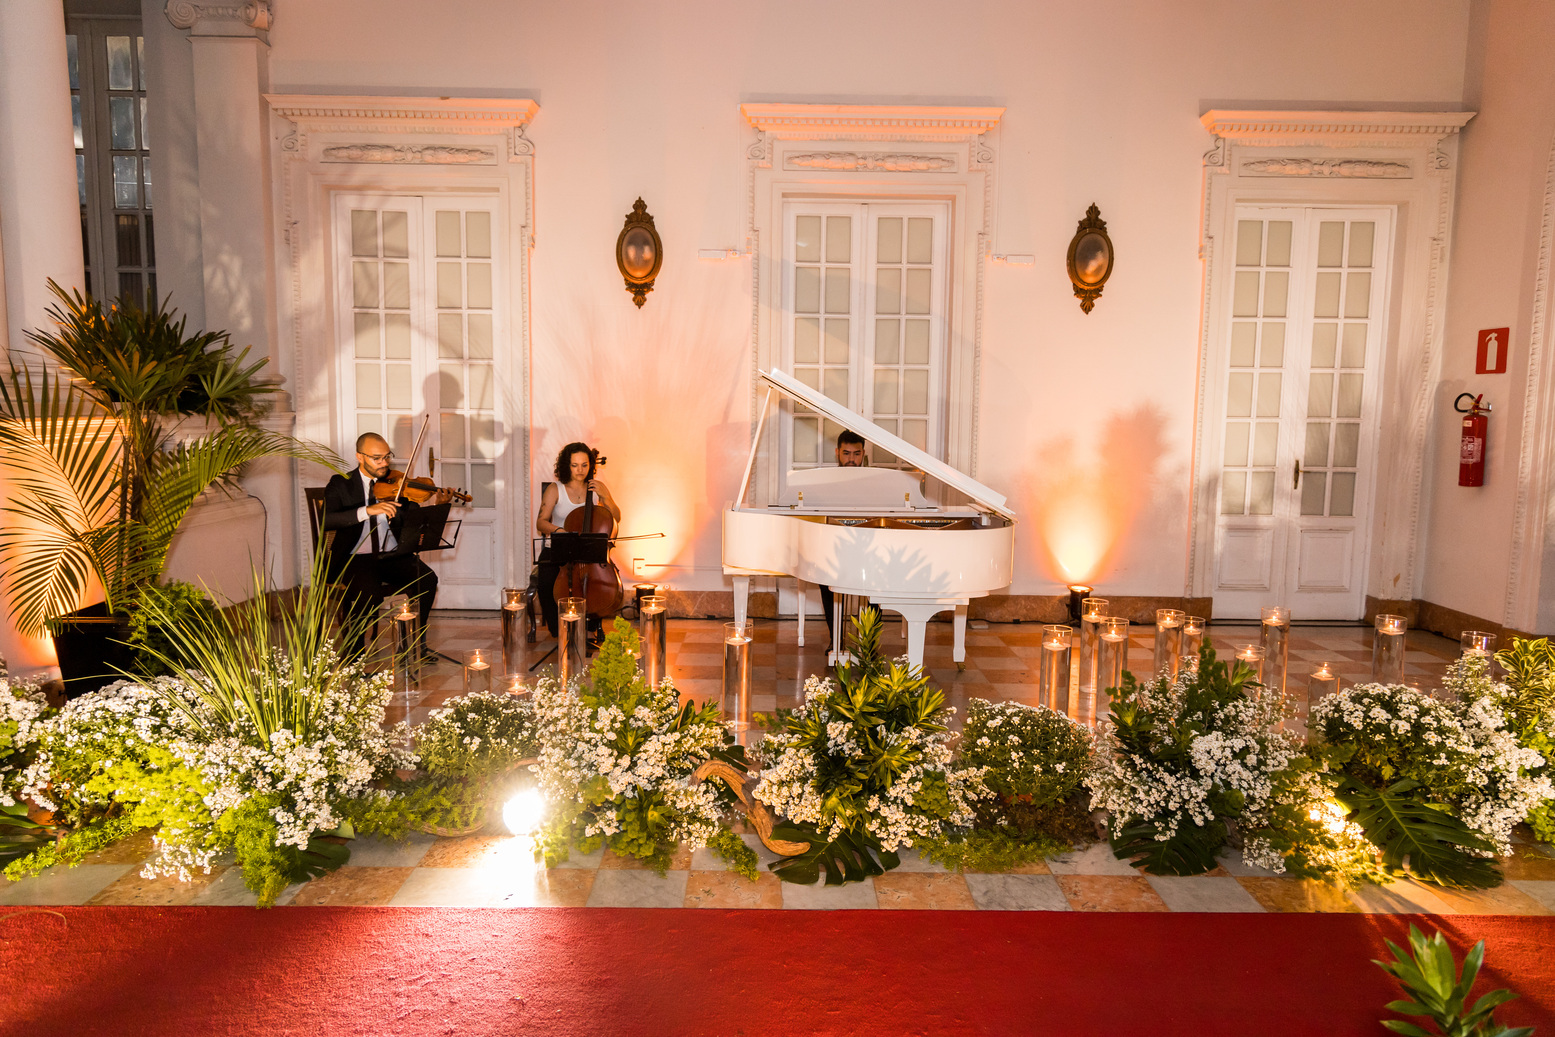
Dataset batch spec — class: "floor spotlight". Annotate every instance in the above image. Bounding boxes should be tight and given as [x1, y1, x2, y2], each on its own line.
[1067, 584, 1093, 626]
[502, 788, 546, 836]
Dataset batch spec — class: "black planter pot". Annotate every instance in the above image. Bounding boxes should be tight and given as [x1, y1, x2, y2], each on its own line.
[50, 602, 135, 700]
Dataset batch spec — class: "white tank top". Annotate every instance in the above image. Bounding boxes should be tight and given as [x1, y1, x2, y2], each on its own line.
[546, 485, 593, 545]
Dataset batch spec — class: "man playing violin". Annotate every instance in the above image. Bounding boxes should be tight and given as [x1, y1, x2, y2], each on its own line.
[322, 432, 452, 660]
[535, 442, 620, 640]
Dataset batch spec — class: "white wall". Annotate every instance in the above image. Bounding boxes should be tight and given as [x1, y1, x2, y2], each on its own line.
[1420, 0, 1555, 629]
[236, 0, 1471, 597]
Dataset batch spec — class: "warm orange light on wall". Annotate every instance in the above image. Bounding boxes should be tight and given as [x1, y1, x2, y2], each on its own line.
[1039, 489, 1116, 585]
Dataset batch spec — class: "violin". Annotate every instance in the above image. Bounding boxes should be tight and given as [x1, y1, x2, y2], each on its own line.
[372, 469, 472, 505]
[552, 450, 625, 626]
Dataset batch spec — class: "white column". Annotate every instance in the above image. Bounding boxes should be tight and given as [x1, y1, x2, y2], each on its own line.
[164, 2, 294, 585]
[0, 0, 86, 360]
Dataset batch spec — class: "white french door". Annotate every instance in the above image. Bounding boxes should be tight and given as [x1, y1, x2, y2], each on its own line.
[1211, 206, 1392, 619]
[780, 200, 950, 472]
[332, 194, 507, 608]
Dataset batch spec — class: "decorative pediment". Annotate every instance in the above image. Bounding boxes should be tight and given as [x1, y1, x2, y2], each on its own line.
[265, 95, 539, 137]
[741, 103, 1003, 142]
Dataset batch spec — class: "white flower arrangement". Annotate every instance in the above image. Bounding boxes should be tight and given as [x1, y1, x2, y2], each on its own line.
[12, 644, 411, 884]
[532, 653, 731, 858]
[752, 674, 985, 852]
[1312, 660, 1552, 857]
[1086, 661, 1297, 847]
[0, 675, 49, 809]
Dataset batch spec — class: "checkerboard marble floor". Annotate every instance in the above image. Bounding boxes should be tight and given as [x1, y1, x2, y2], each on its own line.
[5, 616, 1552, 914]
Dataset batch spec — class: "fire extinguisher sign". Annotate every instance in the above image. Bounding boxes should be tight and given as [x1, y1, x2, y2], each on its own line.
[1476, 327, 1510, 374]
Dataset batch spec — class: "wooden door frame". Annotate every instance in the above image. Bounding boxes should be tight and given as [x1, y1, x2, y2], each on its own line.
[1189, 111, 1474, 615]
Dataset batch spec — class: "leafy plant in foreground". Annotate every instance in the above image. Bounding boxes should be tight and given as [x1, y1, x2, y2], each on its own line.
[1375, 925, 1533, 1037]
[1086, 644, 1297, 876]
[753, 608, 984, 884]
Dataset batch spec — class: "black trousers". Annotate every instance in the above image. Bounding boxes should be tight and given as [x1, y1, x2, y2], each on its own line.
[329, 551, 438, 656]
[820, 584, 835, 635]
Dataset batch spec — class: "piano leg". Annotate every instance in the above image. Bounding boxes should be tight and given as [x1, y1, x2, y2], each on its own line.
[732, 575, 749, 630]
[795, 581, 806, 648]
[953, 604, 968, 663]
[891, 603, 942, 672]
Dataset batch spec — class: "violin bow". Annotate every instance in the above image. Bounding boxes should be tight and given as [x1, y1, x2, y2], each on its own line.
[394, 416, 432, 504]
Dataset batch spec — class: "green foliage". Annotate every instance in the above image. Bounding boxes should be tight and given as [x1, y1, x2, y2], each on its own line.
[1241, 750, 1388, 887]
[767, 822, 899, 886]
[215, 798, 353, 905]
[917, 826, 1074, 873]
[959, 698, 1091, 806]
[0, 802, 60, 870]
[754, 609, 981, 885]
[706, 828, 759, 882]
[0, 281, 341, 637]
[1375, 925, 1534, 1037]
[123, 581, 220, 675]
[338, 777, 489, 842]
[1493, 638, 1555, 743]
[1336, 778, 1500, 889]
[416, 692, 539, 781]
[137, 550, 374, 745]
[3, 814, 141, 880]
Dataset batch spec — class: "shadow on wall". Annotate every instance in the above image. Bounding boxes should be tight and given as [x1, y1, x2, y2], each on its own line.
[1021, 402, 1171, 587]
[535, 270, 747, 572]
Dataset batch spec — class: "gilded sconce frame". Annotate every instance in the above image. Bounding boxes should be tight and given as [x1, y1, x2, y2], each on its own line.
[616, 198, 663, 308]
[1066, 203, 1113, 314]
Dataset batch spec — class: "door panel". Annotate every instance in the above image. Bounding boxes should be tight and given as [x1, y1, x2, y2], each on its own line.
[1211, 207, 1391, 619]
[333, 194, 509, 609]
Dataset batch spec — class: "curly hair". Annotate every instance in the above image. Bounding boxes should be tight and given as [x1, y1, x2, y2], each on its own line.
[553, 441, 597, 485]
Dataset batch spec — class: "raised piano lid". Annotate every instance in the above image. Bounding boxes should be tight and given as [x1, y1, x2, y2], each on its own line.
[747, 368, 1016, 520]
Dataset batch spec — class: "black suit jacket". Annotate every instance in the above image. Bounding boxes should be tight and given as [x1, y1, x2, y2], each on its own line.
[321, 470, 418, 570]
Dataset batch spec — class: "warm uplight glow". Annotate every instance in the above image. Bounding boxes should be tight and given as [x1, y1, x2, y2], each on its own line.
[1042, 493, 1114, 583]
[503, 788, 546, 836]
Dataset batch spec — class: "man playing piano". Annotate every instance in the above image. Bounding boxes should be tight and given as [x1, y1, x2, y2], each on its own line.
[819, 430, 867, 638]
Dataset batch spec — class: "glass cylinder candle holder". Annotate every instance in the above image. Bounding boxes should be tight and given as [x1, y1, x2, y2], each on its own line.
[1181, 616, 1206, 674]
[502, 673, 527, 697]
[1235, 643, 1266, 686]
[1079, 597, 1109, 702]
[1373, 614, 1407, 685]
[1154, 609, 1185, 680]
[1308, 662, 1339, 705]
[722, 621, 752, 745]
[464, 648, 492, 697]
[1460, 630, 1497, 660]
[390, 597, 418, 742]
[1094, 618, 1130, 724]
[639, 594, 668, 688]
[501, 587, 526, 679]
[1260, 606, 1291, 700]
[559, 597, 588, 686]
[1039, 625, 1072, 716]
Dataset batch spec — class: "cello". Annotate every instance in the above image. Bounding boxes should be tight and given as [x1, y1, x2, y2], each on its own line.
[552, 451, 625, 635]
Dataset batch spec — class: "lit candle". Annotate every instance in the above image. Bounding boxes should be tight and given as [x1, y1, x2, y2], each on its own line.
[1460, 630, 1496, 658]
[464, 648, 491, 696]
[1308, 662, 1338, 702]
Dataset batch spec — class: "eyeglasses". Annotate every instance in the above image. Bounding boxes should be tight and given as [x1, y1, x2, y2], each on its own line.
[361, 451, 394, 462]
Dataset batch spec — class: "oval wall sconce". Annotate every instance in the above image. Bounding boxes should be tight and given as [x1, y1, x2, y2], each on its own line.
[616, 198, 663, 308]
[1066, 203, 1113, 314]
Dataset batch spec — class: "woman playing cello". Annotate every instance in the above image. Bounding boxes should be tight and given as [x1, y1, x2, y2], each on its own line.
[535, 442, 620, 639]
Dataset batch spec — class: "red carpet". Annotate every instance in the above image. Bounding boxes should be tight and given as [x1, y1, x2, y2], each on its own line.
[1, 908, 1552, 1036]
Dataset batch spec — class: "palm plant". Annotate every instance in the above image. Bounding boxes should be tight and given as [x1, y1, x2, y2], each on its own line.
[0, 282, 341, 637]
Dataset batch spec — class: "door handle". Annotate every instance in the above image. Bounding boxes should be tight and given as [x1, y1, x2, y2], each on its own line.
[1293, 460, 1301, 490]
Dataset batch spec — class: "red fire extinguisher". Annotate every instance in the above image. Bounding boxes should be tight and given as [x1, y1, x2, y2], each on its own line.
[1455, 392, 1491, 487]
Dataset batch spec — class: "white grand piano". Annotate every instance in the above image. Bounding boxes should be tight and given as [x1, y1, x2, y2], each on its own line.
[722, 368, 1016, 668]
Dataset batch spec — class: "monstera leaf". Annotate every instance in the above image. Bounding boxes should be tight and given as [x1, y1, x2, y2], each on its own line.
[1110, 817, 1225, 876]
[766, 821, 900, 886]
[1336, 778, 1500, 889]
[0, 802, 56, 867]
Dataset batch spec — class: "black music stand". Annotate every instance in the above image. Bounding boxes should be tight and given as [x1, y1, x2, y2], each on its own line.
[382, 502, 462, 665]
[527, 531, 612, 671]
